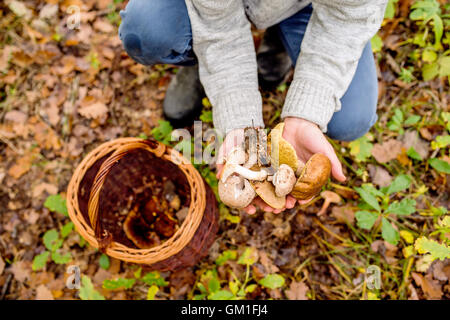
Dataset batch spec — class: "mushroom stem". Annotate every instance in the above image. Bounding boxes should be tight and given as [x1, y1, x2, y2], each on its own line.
[221, 164, 268, 182]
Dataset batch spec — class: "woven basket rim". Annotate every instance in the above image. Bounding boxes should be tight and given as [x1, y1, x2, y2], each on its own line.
[66, 137, 206, 264]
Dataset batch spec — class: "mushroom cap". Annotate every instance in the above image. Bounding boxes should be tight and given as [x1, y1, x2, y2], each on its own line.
[123, 208, 161, 249]
[219, 175, 256, 209]
[291, 153, 331, 200]
[268, 122, 299, 172]
[273, 164, 297, 197]
[250, 180, 286, 209]
[320, 190, 341, 203]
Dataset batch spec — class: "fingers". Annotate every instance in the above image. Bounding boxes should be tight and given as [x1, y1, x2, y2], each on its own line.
[286, 196, 296, 209]
[298, 196, 313, 205]
[322, 143, 346, 182]
[243, 204, 257, 215]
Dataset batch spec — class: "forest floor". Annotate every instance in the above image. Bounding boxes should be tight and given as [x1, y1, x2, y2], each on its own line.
[0, 0, 449, 300]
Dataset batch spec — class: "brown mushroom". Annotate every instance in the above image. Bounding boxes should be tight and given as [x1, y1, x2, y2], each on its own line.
[251, 180, 286, 209]
[123, 207, 161, 249]
[291, 153, 331, 200]
[317, 191, 341, 216]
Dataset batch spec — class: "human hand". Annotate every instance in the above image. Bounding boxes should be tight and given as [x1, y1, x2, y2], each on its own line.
[282, 117, 346, 204]
[216, 128, 296, 215]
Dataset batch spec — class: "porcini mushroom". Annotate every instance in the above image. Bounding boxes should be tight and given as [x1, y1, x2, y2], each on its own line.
[291, 153, 331, 200]
[218, 175, 256, 208]
[272, 164, 296, 197]
[268, 122, 299, 172]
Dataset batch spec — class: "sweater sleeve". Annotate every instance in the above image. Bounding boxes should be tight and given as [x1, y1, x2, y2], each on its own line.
[185, 0, 264, 136]
[281, 0, 388, 132]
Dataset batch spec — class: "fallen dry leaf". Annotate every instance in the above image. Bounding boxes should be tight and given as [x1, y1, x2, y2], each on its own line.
[285, 281, 309, 300]
[368, 164, 393, 187]
[35, 284, 54, 300]
[401, 130, 429, 160]
[32, 182, 58, 198]
[412, 272, 443, 300]
[10, 261, 31, 283]
[8, 153, 36, 179]
[78, 102, 108, 120]
[331, 204, 355, 225]
[371, 139, 403, 163]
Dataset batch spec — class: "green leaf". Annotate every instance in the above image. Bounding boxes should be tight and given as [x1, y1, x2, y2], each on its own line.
[361, 184, 385, 197]
[44, 194, 68, 216]
[381, 217, 400, 245]
[60, 222, 74, 238]
[349, 135, 373, 162]
[208, 278, 221, 293]
[215, 250, 237, 266]
[431, 135, 450, 149]
[428, 158, 450, 174]
[79, 276, 105, 300]
[386, 174, 412, 195]
[237, 247, 257, 266]
[103, 278, 136, 290]
[386, 199, 416, 215]
[404, 115, 421, 126]
[147, 285, 159, 300]
[422, 49, 437, 63]
[415, 237, 450, 261]
[151, 120, 173, 145]
[432, 14, 443, 45]
[141, 272, 168, 287]
[422, 61, 439, 80]
[371, 34, 383, 52]
[43, 229, 60, 251]
[384, 0, 398, 19]
[407, 147, 423, 160]
[32, 251, 50, 271]
[258, 274, 285, 290]
[99, 254, 110, 270]
[208, 290, 234, 300]
[355, 211, 379, 230]
[51, 251, 71, 264]
[199, 110, 213, 123]
[355, 187, 381, 212]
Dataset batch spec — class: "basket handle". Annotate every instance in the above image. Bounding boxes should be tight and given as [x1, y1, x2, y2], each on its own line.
[87, 139, 166, 251]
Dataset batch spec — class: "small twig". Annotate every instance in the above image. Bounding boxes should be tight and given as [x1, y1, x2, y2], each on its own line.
[0, 273, 12, 300]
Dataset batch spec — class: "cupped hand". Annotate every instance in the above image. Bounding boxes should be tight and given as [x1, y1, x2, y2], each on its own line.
[216, 128, 296, 214]
[282, 117, 346, 199]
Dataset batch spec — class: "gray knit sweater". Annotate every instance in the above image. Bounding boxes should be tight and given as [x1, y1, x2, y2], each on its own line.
[185, 0, 388, 135]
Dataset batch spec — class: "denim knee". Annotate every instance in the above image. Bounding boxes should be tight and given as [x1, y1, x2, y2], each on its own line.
[326, 43, 378, 141]
[119, 0, 196, 66]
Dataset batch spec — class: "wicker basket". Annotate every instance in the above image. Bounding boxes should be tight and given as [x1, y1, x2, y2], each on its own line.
[66, 137, 219, 271]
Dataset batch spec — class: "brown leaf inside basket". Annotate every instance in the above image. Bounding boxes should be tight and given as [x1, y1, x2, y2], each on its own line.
[77, 149, 191, 248]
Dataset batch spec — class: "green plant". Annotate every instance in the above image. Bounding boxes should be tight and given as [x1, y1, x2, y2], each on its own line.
[44, 194, 68, 216]
[151, 120, 173, 145]
[101, 269, 169, 300]
[79, 276, 105, 300]
[387, 108, 421, 134]
[354, 175, 416, 245]
[33, 195, 73, 270]
[407, 0, 450, 81]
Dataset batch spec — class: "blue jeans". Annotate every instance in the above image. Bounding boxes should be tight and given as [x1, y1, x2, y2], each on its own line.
[119, 1, 378, 141]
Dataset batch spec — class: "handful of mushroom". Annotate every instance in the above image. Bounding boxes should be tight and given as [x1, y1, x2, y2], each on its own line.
[218, 123, 332, 210]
